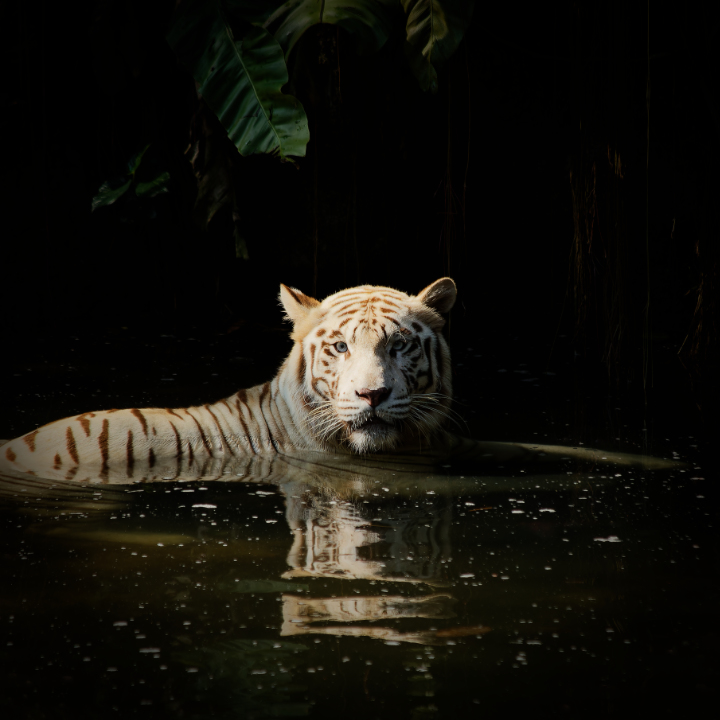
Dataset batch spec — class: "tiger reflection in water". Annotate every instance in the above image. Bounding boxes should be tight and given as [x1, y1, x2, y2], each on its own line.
[276, 480, 486, 645]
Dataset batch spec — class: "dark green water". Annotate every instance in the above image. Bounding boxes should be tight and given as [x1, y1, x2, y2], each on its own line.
[0, 330, 717, 718]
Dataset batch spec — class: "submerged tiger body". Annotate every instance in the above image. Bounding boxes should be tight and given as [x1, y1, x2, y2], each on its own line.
[0, 279, 458, 480]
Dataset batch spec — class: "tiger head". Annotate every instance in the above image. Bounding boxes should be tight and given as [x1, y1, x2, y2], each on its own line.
[279, 278, 457, 453]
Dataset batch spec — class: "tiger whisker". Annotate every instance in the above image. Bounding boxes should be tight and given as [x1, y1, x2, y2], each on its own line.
[406, 408, 435, 447]
[408, 403, 455, 443]
[410, 394, 468, 433]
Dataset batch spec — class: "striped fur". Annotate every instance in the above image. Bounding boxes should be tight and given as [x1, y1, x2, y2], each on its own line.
[0, 278, 458, 480]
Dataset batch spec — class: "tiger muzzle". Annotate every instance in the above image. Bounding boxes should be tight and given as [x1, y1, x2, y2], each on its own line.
[355, 387, 391, 408]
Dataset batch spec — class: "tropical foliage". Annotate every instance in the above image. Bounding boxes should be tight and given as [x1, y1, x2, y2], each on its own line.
[92, 0, 474, 258]
[91, 145, 170, 211]
[168, 0, 474, 161]
[168, 1, 310, 161]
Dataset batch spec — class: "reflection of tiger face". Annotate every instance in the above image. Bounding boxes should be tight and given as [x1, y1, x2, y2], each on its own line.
[280, 278, 457, 452]
[1, 279, 456, 480]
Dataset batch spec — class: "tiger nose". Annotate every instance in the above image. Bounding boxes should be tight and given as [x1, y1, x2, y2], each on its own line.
[356, 387, 391, 408]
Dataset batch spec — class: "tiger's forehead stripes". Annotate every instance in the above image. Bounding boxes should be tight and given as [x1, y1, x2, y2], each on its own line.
[347, 319, 397, 344]
[310, 287, 421, 346]
[320, 285, 445, 334]
[323, 287, 407, 305]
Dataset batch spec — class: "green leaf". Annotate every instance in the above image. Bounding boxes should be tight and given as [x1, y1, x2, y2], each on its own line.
[91, 178, 133, 212]
[167, 0, 309, 159]
[92, 145, 156, 211]
[401, 0, 474, 89]
[135, 171, 170, 198]
[403, 39, 438, 93]
[92, 146, 171, 211]
[126, 144, 150, 175]
[265, 0, 396, 57]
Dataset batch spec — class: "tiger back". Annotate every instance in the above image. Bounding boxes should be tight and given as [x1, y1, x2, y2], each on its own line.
[0, 278, 457, 481]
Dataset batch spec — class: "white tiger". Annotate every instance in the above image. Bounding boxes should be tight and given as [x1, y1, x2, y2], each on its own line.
[0, 279, 459, 481]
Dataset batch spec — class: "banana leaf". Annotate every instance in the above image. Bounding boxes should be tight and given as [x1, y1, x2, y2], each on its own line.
[91, 145, 156, 211]
[402, 0, 474, 91]
[167, 0, 309, 160]
[135, 171, 170, 198]
[265, 0, 396, 56]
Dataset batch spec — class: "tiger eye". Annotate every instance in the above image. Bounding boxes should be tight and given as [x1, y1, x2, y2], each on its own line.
[334, 341, 348, 353]
[391, 339, 405, 351]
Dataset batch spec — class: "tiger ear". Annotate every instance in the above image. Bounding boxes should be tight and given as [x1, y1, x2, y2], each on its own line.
[417, 278, 457, 314]
[279, 284, 320, 325]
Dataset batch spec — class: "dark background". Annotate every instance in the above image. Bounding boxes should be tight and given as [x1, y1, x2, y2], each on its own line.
[1, 6, 718, 716]
[1, 0, 718, 442]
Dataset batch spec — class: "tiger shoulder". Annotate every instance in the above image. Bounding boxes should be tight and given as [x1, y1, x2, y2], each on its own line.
[0, 278, 458, 479]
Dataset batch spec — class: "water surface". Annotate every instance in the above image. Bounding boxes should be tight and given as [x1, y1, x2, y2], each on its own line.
[1, 330, 716, 718]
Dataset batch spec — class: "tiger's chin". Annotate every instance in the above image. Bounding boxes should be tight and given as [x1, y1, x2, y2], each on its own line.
[346, 417, 401, 454]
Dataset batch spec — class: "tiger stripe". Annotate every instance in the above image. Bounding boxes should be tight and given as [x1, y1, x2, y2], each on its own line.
[66, 427, 79, 464]
[185, 409, 211, 453]
[233, 399, 256, 454]
[98, 419, 110, 469]
[126, 430, 135, 475]
[23, 430, 39, 451]
[204, 405, 229, 452]
[169, 421, 182, 458]
[131, 408, 148, 436]
[78, 415, 92, 438]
